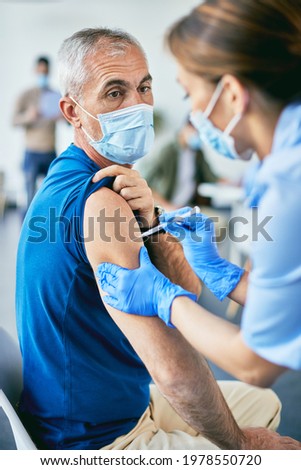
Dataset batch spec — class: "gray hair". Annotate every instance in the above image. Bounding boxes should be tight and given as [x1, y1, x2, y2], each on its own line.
[58, 27, 146, 98]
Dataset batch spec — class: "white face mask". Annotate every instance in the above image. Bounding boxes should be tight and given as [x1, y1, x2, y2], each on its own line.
[70, 97, 155, 164]
[190, 80, 253, 160]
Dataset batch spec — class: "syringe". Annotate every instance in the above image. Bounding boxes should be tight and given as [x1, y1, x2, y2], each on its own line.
[140, 206, 201, 239]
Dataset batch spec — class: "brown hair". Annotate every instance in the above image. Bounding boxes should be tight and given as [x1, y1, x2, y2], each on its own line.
[167, 0, 301, 102]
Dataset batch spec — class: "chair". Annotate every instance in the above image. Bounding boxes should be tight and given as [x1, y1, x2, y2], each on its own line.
[0, 327, 22, 407]
[0, 327, 36, 449]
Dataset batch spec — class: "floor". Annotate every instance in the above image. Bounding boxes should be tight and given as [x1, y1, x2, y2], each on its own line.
[1, 208, 300, 440]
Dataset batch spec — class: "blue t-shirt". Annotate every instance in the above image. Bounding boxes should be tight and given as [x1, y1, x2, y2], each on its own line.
[16, 144, 151, 450]
[243, 102, 301, 369]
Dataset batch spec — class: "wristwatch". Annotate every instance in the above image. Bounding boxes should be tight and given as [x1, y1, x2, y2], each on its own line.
[141, 205, 166, 239]
[154, 205, 165, 220]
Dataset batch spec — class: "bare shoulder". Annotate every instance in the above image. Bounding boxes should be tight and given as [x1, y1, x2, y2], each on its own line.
[84, 186, 142, 271]
[85, 186, 127, 213]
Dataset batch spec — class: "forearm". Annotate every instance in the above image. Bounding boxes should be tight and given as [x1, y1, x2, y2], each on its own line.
[156, 344, 245, 450]
[171, 296, 284, 386]
[172, 296, 242, 372]
[12, 112, 30, 126]
[144, 232, 202, 298]
[227, 269, 249, 305]
[12, 110, 40, 127]
[12, 101, 40, 127]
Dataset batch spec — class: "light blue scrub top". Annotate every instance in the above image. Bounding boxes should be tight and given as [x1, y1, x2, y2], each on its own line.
[242, 101, 301, 370]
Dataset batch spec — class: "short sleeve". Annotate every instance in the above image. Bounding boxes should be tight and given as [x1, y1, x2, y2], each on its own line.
[63, 175, 114, 265]
[242, 181, 301, 369]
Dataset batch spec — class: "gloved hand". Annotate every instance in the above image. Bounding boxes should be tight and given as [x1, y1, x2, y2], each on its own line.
[97, 246, 197, 327]
[160, 207, 244, 301]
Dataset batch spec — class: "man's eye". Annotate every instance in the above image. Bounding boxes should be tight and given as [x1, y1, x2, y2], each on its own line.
[108, 90, 122, 98]
[140, 86, 151, 93]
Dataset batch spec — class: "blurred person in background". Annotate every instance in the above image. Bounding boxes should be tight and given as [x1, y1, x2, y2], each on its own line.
[141, 117, 218, 211]
[12, 56, 61, 212]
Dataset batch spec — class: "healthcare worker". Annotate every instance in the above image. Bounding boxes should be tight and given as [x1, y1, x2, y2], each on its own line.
[97, 0, 301, 388]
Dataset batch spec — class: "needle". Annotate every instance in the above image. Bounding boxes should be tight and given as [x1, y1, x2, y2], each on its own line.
[140, 206, 201, 239]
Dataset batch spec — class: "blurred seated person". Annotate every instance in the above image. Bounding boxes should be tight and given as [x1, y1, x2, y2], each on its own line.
[141, 119, 219, 210]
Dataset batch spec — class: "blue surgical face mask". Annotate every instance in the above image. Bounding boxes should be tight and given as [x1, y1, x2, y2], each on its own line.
[70, 98, 155, 164]
[190, 80, 253, 160]
[37, 73, 49, 89]
[187, 133, 202, 151]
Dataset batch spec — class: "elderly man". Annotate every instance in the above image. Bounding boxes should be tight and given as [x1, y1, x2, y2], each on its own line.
[16, 27, 292, 451]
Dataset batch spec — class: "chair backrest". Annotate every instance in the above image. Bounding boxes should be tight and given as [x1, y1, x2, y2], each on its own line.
[0, 327, 22, 408]
[0, 328, 38, 449]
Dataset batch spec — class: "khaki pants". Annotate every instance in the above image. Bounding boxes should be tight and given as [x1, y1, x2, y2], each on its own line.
[102, 382, 281, 450]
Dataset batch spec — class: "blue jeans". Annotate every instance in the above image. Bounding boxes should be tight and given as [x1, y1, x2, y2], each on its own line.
[23, 150, 56, 210]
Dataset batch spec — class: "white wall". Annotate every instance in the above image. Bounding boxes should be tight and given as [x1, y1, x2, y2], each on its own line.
[0, 0, 200, 203]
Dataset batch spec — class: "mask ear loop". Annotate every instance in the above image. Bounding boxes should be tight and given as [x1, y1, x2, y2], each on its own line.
[69, 96, 98, 121]
[69, 96, 101, 142]
[81, 126, 95, 143]
[224, 112, 242, 136]
[224, 88, 249, 136]
[203, 80, 224, 118]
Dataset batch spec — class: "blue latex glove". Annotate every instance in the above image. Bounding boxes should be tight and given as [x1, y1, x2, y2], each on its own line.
[97, 246, 197, 327]
[160, 207, 244, 301]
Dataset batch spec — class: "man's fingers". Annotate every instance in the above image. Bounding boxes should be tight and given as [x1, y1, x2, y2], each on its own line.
[92, 166, 154, 227]
[242, 427, 301, 450]
[125, 197, 150, 212]
[119, 186, 151, 202]
[271, 436, 301, 449]
[92, 165, 139, 183]
[113, 174, 148, 193]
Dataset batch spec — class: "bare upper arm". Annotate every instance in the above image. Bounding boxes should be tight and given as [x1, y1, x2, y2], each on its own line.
[83, 187, 205, 386]
[84, 186, 142, 271]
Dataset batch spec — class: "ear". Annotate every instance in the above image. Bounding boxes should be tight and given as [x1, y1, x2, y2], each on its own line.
[222, 74, 249, 115]
[59, 97, 81, 128]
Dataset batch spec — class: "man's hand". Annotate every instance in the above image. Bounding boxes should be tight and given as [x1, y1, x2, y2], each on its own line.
[93, 165, 155, 228]
[241, 427, 301, 450]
